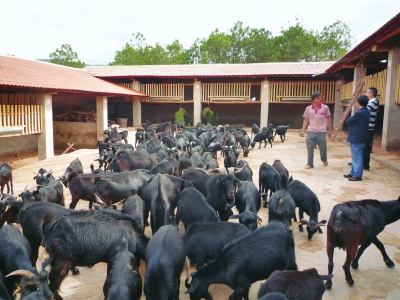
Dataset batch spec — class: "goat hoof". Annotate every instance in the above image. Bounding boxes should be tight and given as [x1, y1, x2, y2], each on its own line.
[298, 226, 304, 232]
[263, 202, 268, 208]
[325, 281, 332, 289]
[351, 262, 359, 269]
[318, 228, 323, 233]
[346, 279, 354, 287]
[385, 260, 395, 268]
[71, 267, 80, 275]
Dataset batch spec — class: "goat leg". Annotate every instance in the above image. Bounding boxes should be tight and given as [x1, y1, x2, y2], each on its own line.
[325, 244, 334, 289]
[343, 244, 358, 286]
[373, 237, 395, 267]
[351, 241, 372, 269]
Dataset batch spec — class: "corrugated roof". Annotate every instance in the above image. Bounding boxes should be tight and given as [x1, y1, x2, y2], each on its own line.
[325, 12, 400, 74]
[85, 62, 335, 78]
[0, 55, 148, 96]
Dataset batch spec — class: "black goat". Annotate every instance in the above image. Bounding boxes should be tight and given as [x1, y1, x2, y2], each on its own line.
[258, 268, 332, 300]
[274, 125, 290, 143]
[41, 207, 149, 299]
[182, 168, 237, 221]
[103, 237, 142, 300]
[145, 225, 186, 300]
[0, 163, 13, 195]
[251, 123, 260, 139]
[185, 221, 297, 300]
[259, 162, 282, 207]
[325, 198, 400, 289]
[287, 179, 326, 240]
[268, 189, 296, 228]
[0, 224, 53, 300]
[176, 187, 220, 229]
[230, 181, 263, 232]
[183, 222, 250, 270]
[0, 194, 22, 228]
[19, 201, 81, 279]
[59, 158, 83, 188]
[272, 159, 289, 189]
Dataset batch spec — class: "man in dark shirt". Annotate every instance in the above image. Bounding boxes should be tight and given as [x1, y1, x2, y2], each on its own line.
[363, 87, 379, 170]
[344, 95, 370, 181]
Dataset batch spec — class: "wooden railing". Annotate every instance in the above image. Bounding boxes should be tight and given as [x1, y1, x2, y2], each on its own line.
[340, 70, 387, 105]
[0, 105, 43, 135]
[202, 82, 251, 102]
[270, 81, 336, 103]
[140, 83, 184, 102]
[395, 65, 400, 104]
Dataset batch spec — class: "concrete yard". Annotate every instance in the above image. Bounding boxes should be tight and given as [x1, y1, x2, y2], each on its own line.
[8, 128, 400, 300]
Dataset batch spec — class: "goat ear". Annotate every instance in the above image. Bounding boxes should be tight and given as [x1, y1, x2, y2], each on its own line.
[319, 274, 333, 281]
[229, 214, 242, 220]
[299, 219, 309, 225]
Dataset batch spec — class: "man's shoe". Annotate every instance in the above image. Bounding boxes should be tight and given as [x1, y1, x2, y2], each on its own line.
[305, 165, 314, 169]
[323, 161, 328, 166]
[348, 177, 362, 181]
[343, 174, 352, 178]
[363, 167, 370, 170]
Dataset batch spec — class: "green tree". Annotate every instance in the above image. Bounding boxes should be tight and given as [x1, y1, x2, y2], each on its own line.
[315, 21, 353, 61]
[49, 44, 85, 68]
[111, 19, 353, 65]
[273, 20, 317, 62]
[199, 29, 231, 63]
[229, 21, 249, 63]
[243, 28, 275, 63]
[165, 40, 190, 64]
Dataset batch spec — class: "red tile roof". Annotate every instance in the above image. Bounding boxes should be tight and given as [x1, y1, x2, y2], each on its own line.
[86, 62, 335, 78]
[0, 55, 148, 96]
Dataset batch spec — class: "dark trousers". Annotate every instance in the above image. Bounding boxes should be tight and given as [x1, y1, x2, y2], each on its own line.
[363, 130, 374, 169]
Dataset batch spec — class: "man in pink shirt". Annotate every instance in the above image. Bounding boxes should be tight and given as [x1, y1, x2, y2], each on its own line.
[300, 92, 332, 169]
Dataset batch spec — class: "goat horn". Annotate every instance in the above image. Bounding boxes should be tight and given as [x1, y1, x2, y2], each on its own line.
[113, 199, 126, 206]
[6, 269, 36, 279]
[94, 193, 106, 206]
[1, 196, 13, 203]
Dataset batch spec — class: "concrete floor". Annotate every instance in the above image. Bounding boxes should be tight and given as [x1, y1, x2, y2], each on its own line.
[9, 128, 400, 300]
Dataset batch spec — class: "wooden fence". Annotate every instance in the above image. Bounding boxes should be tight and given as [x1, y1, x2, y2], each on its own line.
[140, 83, 184, 102]
[269, 81, 336, 103]
[202, 82, 251, 102]
[340, 69, 387, 105]
[0, 105, 43, 135]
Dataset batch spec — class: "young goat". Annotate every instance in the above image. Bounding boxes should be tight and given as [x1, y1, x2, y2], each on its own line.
[325, 197, 400, 289]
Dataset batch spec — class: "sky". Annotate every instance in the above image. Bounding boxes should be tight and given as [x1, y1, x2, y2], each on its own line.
[1, 0, 399, 65]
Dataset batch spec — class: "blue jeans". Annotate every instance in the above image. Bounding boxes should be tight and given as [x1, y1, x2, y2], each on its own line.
[350, 142, 365, 178]
[306, 132, 327, 166]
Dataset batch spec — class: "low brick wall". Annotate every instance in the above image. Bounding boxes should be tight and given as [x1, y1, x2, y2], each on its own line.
[53, 122, 97, 150]
[0, 134, 38, 155]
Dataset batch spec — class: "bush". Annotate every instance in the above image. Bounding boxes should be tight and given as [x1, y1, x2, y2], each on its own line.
[202, 107, 215, 124]
[174, 108, 186, 123]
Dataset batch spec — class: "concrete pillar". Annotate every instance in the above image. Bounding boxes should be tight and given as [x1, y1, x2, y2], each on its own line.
[260, 80, 270, 127]
[351, 67, 367, 115]
[37, 94, 54, 160]
[333, 79, 346, 128]
[96, 96, 108, 141]
[193, 80, 202, 125]
[382, 46, 400, 150]
[132, 81, 142, 126]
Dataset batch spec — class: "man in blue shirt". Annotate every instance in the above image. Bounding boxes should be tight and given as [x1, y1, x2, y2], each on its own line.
[343, 95, 370, 181]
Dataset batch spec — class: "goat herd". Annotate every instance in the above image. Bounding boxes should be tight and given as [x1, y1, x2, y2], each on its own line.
[0, 121, 399, 300]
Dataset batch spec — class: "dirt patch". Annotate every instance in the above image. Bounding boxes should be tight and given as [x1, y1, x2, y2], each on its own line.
[0, 149, 65, 169]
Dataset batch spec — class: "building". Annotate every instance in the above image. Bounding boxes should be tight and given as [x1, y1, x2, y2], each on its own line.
[1, 13, 399, 158]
